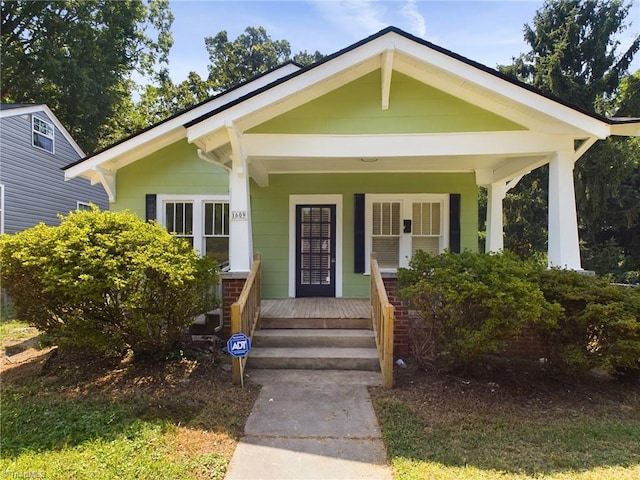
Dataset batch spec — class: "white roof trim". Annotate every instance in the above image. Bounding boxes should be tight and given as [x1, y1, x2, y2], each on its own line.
[65, 28, 628, 183]
[64, 63, 300, 181]
[1, 104, 85, 157]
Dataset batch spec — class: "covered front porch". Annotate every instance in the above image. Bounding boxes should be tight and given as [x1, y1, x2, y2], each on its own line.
[225, 254, 396, 388]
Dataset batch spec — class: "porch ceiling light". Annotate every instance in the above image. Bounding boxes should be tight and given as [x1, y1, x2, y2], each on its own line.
[360, 158, 378, 163]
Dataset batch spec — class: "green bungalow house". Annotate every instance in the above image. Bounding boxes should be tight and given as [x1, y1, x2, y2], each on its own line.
[64, 27, 640, 361]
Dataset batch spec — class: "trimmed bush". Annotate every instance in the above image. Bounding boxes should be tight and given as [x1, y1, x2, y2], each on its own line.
[398, 250, 559, 372]
[537, 269, 640, 377]
[0, 208, 218, 357]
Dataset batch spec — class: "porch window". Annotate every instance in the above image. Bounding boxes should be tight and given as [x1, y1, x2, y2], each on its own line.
[411, 202, 441, 255]
[160, 196, 229, 264]
[371, 201, 400, 269]
[366, 194, 449, 272]
[165, 201, 194, 247]
[204, 201, 229, 266]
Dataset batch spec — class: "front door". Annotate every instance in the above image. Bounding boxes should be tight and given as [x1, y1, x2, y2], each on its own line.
[296, 205, 336, 297]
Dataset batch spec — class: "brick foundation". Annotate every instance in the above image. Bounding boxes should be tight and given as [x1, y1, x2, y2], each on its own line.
[501, 324, 550, 360]
[381, 276, 410, 357]
[221, 275, 248, 339]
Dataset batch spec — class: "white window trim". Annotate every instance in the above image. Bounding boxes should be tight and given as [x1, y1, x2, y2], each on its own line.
[365, 194, 449, 274]
[289, 194, 343, 298]
[32, 115, 55, 154]
[77, 201, 92, 211]
[157, 194, 230, 256]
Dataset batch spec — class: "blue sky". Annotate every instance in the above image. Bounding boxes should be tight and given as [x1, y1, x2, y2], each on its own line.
[165, 0, 640, 83]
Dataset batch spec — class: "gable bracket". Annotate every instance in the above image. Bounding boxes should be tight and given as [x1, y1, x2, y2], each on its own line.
[197, 149, 231, 172]
[381, 48, 394, 110]
[91, 166, 116, 202]
[572, 137, 597, 163]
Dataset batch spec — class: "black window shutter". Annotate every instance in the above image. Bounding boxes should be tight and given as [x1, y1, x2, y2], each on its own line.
[354, 193, 365, 273]
[449, 194, 461, 253]
[145, 194, 157, 222]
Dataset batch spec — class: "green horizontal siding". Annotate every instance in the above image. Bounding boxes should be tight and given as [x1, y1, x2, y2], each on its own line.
[249, 70, 525, 134]
[112, 140, 229, 216]
[251, 172, 478, 298]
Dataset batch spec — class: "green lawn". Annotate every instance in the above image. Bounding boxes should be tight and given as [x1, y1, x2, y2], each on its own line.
[0, 322, 258, 480]
[371, 367, 640, 480]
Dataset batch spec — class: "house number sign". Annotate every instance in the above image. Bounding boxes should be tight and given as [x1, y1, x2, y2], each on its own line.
[231, 210, 247, 220]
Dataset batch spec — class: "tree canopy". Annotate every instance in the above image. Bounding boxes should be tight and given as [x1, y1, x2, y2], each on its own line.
[499, 0, 640, 280]
[131, 26, 325, 131]
[503, 0, 639, 114]
[0, 0, 173, 152]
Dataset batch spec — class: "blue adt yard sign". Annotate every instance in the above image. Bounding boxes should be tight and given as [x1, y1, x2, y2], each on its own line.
[227, 333, 251, 357]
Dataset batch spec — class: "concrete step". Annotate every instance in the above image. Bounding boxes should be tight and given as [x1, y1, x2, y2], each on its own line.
[253, 329, 376, 349]
[260, 317, 371, 329]
[246, 347, 380, 371]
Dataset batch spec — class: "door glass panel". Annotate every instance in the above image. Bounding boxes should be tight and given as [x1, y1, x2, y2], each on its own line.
[299, 206, 332, 286]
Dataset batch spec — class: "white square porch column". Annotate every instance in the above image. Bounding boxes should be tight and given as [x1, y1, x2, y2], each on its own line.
[485, 181, 507, 253]
[227, 123, 253, 273]
[548, 151, 582, 270]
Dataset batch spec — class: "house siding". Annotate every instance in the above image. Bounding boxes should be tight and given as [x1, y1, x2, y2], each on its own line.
[113, 139, 230, 217]
[251, 172, 478, 298]
[0, 110, 109, 234]
[249, 70, 526, 135]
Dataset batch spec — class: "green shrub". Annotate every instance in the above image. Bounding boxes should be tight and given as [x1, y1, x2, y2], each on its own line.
[0, 208, 218, 357]
[537, 269, 640, 377]
[398, 250, 559, 372]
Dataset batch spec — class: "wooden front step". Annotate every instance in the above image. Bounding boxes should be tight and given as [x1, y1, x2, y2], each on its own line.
[260, 317, 371, 329]
[247, 328, 379, 371]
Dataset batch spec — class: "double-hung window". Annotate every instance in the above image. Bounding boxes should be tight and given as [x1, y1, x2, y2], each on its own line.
[160, 195, 229, 266]
[32, 116, 55, 153]
[366, 194, 448, 272]
[203, 201, 229, 266]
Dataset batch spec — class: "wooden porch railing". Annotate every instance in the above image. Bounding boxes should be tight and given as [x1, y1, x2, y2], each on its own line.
[370, 253, 395, 388]
[231, 253, 262, 385]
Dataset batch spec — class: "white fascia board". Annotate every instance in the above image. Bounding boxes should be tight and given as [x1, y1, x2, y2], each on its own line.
[610, 122, 640, 136]
[391, 36, 611, 138]
[64, 64, 300, 180]
[1, 104, 85, 157]
[65, 127, 185, 180]
[187, 38, 396, 145]
[243, 131, 571, 159]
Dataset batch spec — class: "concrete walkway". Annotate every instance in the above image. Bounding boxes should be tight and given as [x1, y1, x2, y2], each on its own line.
[224, 370, 394, 480]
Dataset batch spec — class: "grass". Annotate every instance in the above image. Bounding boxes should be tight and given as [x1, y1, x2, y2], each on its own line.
[0, 322, 258, 480]
[3, 322, 639, 480]
[0, 319, 38, 348]
[370, 364, 640, 480]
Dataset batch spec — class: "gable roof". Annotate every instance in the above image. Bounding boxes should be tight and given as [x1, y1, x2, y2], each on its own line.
[1, 103, 85, 157]
[64, 26, 640, 191]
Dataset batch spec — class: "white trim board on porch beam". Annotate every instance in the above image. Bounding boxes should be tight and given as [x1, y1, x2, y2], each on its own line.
[242, 132, 572, 159]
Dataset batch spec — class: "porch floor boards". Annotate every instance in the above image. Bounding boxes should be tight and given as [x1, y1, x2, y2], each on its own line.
[261, 298, 371, 320]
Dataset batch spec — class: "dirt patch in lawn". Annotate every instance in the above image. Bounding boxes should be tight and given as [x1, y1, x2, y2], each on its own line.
[374, 356, 639, 423]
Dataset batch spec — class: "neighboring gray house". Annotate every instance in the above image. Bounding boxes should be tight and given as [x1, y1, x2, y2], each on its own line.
[0, 104, 109, 234]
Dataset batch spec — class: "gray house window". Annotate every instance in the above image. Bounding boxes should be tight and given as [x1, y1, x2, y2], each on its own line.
[77, 201, 92, 211]
[32, 116, 54, 153]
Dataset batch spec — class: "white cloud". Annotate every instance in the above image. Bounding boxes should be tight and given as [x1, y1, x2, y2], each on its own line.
[401, 0, 426, 38]
[308, 0, 388, 39]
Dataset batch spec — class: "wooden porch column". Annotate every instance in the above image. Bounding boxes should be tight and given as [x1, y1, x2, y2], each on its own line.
[485, 181, 507, 253]
[228, 124, 253, 272]
[548, 151, 582, 269]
